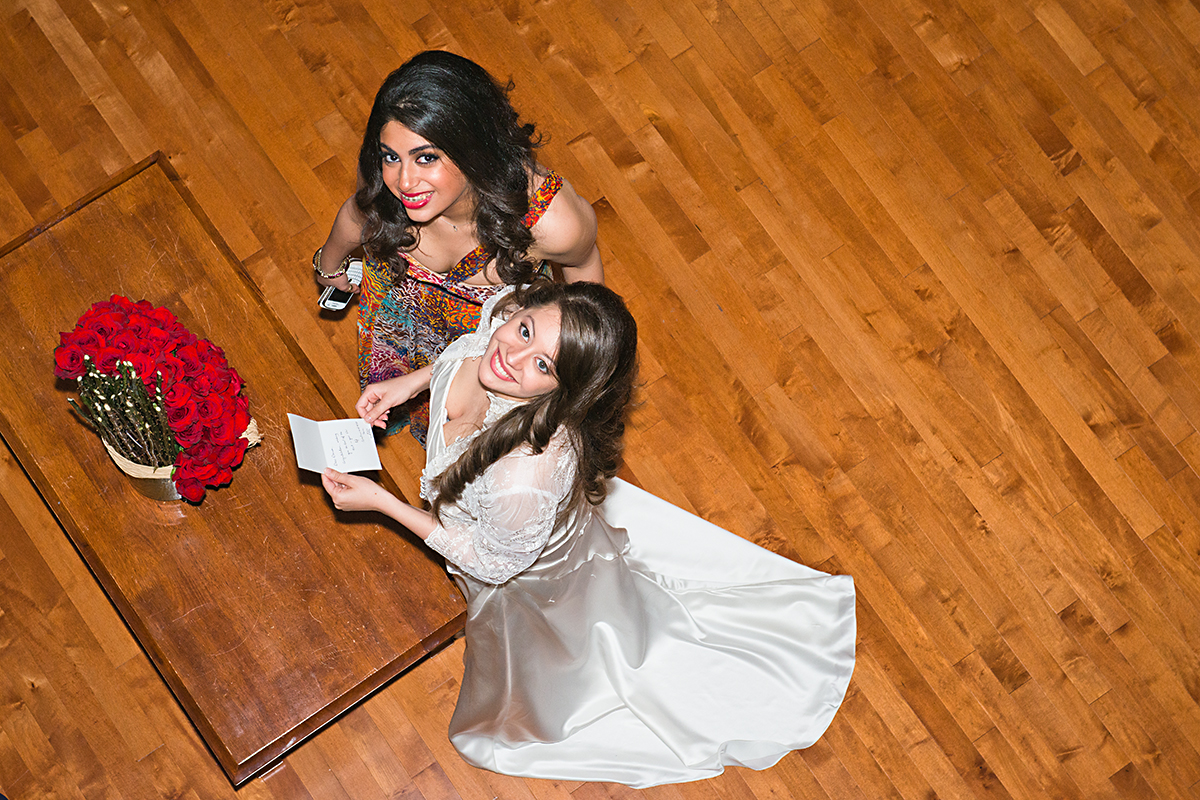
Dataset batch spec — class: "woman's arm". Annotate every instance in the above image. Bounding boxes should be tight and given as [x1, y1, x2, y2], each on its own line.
[314, 196, 367, 291]
[321, 469, 438, 539]
[322, 437, 574, 584]
[529, 178, 605, 284]
[423, 440, 575, 584]
[560, 243, 603, 284]
[356, 363, 435, 428]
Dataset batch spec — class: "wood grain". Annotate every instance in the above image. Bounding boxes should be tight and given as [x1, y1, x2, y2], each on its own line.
[3, 0, 1200, 796]
[0, 157, 464, 784]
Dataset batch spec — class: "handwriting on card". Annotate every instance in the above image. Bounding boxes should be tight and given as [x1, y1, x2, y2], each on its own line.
[288, 414, 382, 473]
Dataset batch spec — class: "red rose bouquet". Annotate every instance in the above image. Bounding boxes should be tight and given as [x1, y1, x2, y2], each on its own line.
[54, 295, 260, 502]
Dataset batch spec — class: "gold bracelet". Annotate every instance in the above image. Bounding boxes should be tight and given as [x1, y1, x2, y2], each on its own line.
[312, 247, 351, 279]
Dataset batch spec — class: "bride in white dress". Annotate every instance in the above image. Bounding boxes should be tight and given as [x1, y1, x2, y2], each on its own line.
[321, 281, 857, 788]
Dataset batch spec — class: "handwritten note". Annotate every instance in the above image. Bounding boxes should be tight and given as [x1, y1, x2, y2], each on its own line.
[287, 414, 382, 473]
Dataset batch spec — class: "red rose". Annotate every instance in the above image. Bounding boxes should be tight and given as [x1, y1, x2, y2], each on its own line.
[86, 299, 118, 315]
[206, 409, 247, 445]
[209, 466, 233, 487]
[95, 346, 126, 373]
[196, 339, 226, 364]
[188, 440, 215, 463]
[189, 373, 213, 397]
[176, 344, 205, 378]
[133, 339, 163, 361]
[170, 327, 197, 349]
[109, 329, 140, 353]
[205, 365, 232, 393]
[166, 399, 199, 431]
[163, 381, 192, 409]
[126, 314, 154, 338]
[80, 310, 127, 339]
[175, 422, 204, 448]
[176, 477, 205, 503]
[149, 306, 176, 327]
[62, 327, 104, 354]
[187, 460, 220, 483]
[197, 394, 226, 424]
[148, 327, 173, 349]
[128, 352, 159, 385]
[216, 438, 248, 468]
[54, 344, 86, 379]
[156, 354, 185, 386]
[226, 368, 244, 395]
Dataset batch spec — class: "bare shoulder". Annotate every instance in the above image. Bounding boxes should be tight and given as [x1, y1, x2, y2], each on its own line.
[528, 174, 598, 265]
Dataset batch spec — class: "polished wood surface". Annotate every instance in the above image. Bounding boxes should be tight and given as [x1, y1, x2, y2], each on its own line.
[3, 0, 1200, 797]
[0, 156, 464, 785]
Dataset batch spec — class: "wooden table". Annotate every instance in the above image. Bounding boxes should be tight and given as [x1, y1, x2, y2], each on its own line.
[0, 156, 466, 785]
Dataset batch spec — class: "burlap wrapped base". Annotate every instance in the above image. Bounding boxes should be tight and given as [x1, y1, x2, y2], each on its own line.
[102, 439, 181, 501]
[99, 418, 263, 502]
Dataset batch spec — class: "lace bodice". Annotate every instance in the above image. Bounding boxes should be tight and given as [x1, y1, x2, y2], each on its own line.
[420, 289, 577, 585]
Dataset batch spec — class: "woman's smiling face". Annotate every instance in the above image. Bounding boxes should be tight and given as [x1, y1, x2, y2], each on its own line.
[478, 304, 562, 400]
[379, 121, 472, 222]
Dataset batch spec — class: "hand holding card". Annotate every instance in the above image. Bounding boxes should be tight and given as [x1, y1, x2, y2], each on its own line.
[288, 414, 382, 473]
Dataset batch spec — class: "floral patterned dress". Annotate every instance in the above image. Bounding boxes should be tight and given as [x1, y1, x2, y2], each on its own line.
[357, 172, 563, 445]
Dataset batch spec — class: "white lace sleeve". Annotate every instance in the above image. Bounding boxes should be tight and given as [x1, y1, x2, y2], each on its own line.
[425, 436, 576, 584]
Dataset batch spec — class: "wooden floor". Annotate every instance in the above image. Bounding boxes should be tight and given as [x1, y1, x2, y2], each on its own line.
[3, 0, 1200, 797]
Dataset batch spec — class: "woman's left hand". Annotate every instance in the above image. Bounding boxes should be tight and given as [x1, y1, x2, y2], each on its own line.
[321, 468, 391, 513]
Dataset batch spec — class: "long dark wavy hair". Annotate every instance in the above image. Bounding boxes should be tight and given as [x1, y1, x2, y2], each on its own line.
[356, 51, 542, 284]
[432, 281, 638, 522]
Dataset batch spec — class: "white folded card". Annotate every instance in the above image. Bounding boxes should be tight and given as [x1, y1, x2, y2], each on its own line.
[287, 414, 382, 473]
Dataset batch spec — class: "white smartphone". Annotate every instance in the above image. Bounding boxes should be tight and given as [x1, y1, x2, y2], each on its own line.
[318, 258, 364, 311]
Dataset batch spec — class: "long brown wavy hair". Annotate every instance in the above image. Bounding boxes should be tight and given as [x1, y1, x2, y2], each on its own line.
[431, 281, 638, 522]
[355, 51, 543, 284]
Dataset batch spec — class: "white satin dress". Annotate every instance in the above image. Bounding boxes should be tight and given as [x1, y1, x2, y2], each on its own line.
[418, 291, 857, 788]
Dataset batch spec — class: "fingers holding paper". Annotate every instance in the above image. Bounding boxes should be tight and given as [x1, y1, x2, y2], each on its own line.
[320, 467, 438, 539]
[355, 364, 435, 428]
[356, 383, 397, 428]
[322, 468, 389, 513]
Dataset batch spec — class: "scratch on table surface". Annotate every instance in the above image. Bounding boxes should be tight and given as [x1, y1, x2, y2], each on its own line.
[211, 630, 254, 656]
[210, 604, 269, 656]
[300, 587, 332, 625]
[311, 642, 343, 658]
[145, 247, 169, 273]
[170, 602, 212, 624]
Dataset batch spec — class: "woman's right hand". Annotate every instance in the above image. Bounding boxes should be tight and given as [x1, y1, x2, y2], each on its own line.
[313, 246, 360, 292]
[321, 468, 437, 539]
[315, 196, 368, 291]
[322, 469, 390, 513]
[356, 375, 418, 428]
[316, 270, 357, 292]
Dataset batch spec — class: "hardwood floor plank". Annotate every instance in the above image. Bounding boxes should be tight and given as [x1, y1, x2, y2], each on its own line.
[4, 0, 1200, 797]
[849, 647, 983, 800]
[1089, 685, 1200, 797]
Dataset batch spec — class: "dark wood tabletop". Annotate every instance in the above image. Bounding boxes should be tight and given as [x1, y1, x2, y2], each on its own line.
[0, 155, 465, 785]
